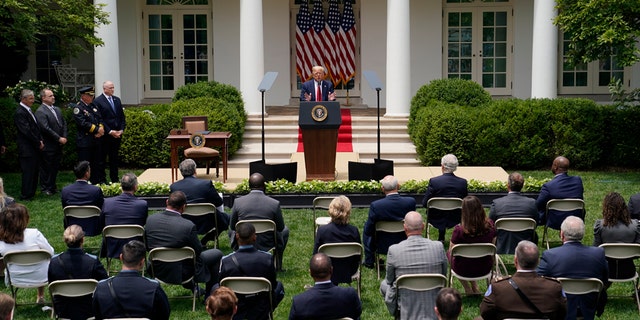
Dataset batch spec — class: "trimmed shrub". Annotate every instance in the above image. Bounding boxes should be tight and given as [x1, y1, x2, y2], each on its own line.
[173, 81, 247, 128]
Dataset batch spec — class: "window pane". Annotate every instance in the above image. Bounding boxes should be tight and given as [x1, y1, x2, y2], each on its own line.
[196, 30, 207, 44]
[196, 15, 207, 28]
[184, 15, 194, 29]
[495, 58, 506, 72]
[448, 44, 460, 58]
[184, 30, 195, 45]
[149, 46, 161, 59]
[449, 13, 460, 27]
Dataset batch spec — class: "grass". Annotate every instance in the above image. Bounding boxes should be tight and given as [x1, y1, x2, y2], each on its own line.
[2, 170, 640, 319]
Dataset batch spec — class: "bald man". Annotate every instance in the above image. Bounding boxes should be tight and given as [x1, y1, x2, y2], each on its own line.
[535, 156, 584, 229]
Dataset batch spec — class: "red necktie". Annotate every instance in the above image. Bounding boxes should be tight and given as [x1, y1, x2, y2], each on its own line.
[316, 82, 322, 102]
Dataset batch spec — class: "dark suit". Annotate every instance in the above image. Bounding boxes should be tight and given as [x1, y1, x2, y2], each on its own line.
[628, 193, 640, 220]
[230, 190, 289, 267]
[363, 193, 416, 265]
[170, 176, 230, 236]
[537, 241, 608, 320]
[145, 210, 223, 293]
[61, 180, 105, 235]
[48, 248, 109, 320]
[314, 222, 361, 284]
[535, 173, 584, 229]
[73, 101, 104, 184]
[94, 93, 125, 183]
[300, 79, 334, 101]
[489, 192, 538, 254]
[100, 193, 148, 258]
[36, 104, 66, 194]
[93, 270, 170, 320]
[480, 271, 567, 320]
[422, 172, 468, 241]
[219, 245, 284, 320]
[289, 281, 362, 320]
[15, 103, 43, 200]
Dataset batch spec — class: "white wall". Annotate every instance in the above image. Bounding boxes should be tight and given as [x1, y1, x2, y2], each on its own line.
[212, 0, 241, 91]
[263, 0, 291, 107]
[410, 0, 443, 98]
[512, 0, 533, 98]
[360, 0, 387, 107]
[117, 1, 141, 104]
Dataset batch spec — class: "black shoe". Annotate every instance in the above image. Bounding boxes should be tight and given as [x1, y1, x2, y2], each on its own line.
[363, 262, 374, 269]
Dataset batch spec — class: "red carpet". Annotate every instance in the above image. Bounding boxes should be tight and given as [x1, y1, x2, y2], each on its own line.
[297, 109, 353, 152]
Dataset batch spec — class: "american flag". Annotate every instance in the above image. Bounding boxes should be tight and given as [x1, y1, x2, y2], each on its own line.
[339, 0, 357, 85]
[295, 1, 313, 82]
[310, 0, 326, 71]
[323, 0, 342, 87]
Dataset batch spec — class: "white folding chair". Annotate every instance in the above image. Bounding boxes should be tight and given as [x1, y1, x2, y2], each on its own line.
[448, 243, 497, 289]
[394, 274, 447, 320]
[63, 205, 102, 237]
[494, 217, 537, 254]
[557, 277, 603, 295]
[313, 197, 335, 240]
[183, 203, 219, 248]
[100, 224, 145, 275]
[374, 220, 405, 280]
[236, 219, 279, 270]
[220, 276, 273, 320]
[147, 247, 197, 312]
[543, 199, 585, 249]
[48, 279, 98, 319]
[425, 197, 463, 240]
[318, 242, 363, 297]
[3, 249, 52, 304]
[599, 243, 640, 314]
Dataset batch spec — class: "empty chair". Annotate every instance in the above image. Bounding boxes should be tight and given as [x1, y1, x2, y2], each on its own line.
[220, 276, 274, 320]
[494, 218, 537, 254]
[543, 199, 585, 249]
[394, 273, 448, 320]
[374, 220, 406, 279]
[183, 203, 219, 248]
[48, 279, 98, 319]
[100, 225, 145, 274]
[54, 64, 93, 98]
[236, 219, 279, 270]
[425, 197, 463, 240]
[63, 205, 103, 237]
[147, 247, 198, 312]
[318, 242, 363, 296]
[182, 116, 219, 176]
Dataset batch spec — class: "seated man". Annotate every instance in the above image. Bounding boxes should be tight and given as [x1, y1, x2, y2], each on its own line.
[435, 288, 462, 320]
[145, 191, 223, 295]
[289, 253, 362, 320]
[170, 159, 230, 246]
[101, 172, 148, 258]
[363, 175, 415, 268]
[480, 240, 566, 319]
[60, 161, 104, 234]
[219, 222, 285, 320]
[489, 172, 538, 254]
[535, 156, 584, 229]
[93, 240, 170, 320]
[422, 154, 468, 241]
[230, 173, 289, 269]
[537, 216, 608, 320]
[380, 211, 448, 319]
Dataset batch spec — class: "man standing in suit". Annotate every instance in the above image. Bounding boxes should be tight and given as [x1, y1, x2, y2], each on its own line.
[73, 86, 105, 185]
[219, 222, 284, 320]
[363, 175, 416, 268]
[380, 211, 448, 319]
[289, 253, 362, 320]
[480, 240, 566, 319]
[94, 81, 125, 183]
[489, 172, 538, 254]
[61, 161, 105, 235]
[300, 66, 336, 101]
[537, 216, 608, 320]
[93, 240, 170, 320]
[101, 173, 148, 257]
[230, 173, 289, 270]
[170, 159, 229, 246]
[14, 89, 44, 200]
[536, 156, 584, 229]
[145, 191, 223, 296]
[422, 154, 468, 241]
[35, 88, 67, 196]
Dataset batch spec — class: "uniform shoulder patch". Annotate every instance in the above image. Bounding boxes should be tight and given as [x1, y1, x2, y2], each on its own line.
[493, 275, 512, 282]
[542, 276, 561, 283]
[73, 107, 80, 114]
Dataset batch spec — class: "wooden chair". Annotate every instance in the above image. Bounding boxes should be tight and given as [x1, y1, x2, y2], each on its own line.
[182, 116, 219, 177]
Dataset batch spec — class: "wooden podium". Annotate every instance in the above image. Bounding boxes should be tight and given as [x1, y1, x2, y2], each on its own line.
[299, 101, 342, 181]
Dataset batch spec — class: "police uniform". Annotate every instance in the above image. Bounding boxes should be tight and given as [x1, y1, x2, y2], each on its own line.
[480, 271, 566, 320]
[73, 86, 105, 184]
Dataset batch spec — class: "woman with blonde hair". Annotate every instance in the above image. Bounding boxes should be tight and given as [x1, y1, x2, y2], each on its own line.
[0, 178, 14, 212]
[206, 286, 238, 320]
[448, 195, 496, 295]
[0, 204, 54, 304]
[313, 195, 361, 284]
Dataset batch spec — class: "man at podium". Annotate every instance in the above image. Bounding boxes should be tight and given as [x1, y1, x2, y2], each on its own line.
[300, 66, 336, 102]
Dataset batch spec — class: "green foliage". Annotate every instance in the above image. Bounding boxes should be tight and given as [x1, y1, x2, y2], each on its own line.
[410, 78, 491, 119]
[119, 106, 177, 168]
[4, 79, 70, 104]
[555, 0, 640, 67]
[173, 81, 247, 129]
[99, 181, 170, 197]
[609, 78, 640, 108]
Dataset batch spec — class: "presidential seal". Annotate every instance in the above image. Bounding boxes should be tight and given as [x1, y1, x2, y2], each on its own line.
[189, 133, 206, 148]
[311, 104, 328, 122]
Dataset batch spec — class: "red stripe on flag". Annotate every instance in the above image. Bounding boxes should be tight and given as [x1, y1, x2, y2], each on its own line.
[295, 1, 313, 81]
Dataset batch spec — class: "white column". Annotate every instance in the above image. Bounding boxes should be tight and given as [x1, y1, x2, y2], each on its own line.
[386, 0, 411, 117]
[94, 0, 121, 97]
[531, 0, 557, 98]
[240, 0, 264, 115]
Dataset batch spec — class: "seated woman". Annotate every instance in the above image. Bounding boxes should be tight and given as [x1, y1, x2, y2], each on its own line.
[593, 192, 640, 280]
[313, 195, 361, 284]
[0, 203, 54, 304]
[206, 286, 238, 320]
[448, 196, 496, 295]
[48, 224, 109, 320]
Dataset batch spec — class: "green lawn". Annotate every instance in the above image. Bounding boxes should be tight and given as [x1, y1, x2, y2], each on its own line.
[2, 170, 640, 319]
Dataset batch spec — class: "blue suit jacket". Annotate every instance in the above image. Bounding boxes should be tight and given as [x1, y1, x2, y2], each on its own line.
[101, 193, 148, 257]
[535, 173, 584, 229]
[289, 282, 362, 320]
[93, 93, 125, 133]
[170, 176, 229, 233]
[422, 173, 468, 228]
[537, 242, 608, 320]
[364, 194, 416, 255]
[300, 79, 334, 101]
[61, 180, 105, 235]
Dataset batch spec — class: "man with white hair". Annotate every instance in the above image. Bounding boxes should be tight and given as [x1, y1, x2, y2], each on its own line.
[421, 154, 468, 241]
[537, 216, 608, 320]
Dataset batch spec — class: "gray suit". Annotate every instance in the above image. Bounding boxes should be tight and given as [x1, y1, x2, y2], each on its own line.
[489, 192, 538, 254]
[380, 235, 448, 320]
[35, 104, 66, 194]
[230, 190, 289, 267]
